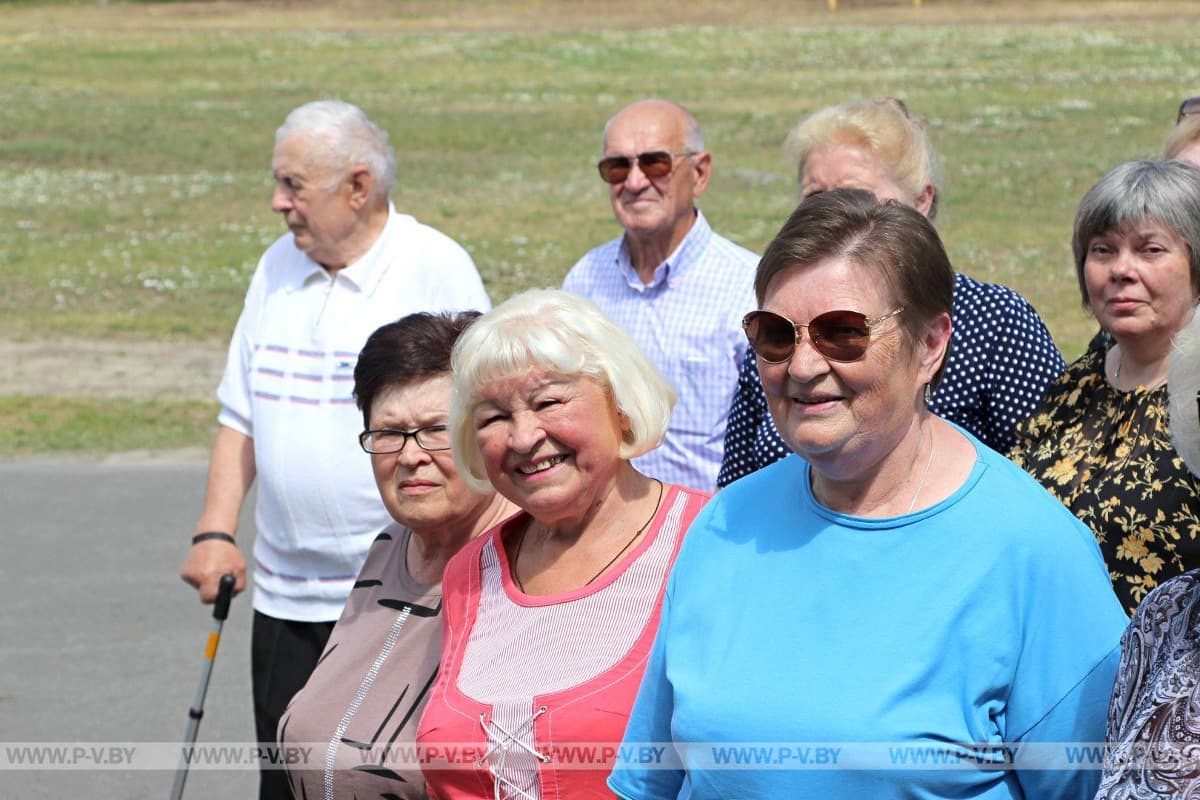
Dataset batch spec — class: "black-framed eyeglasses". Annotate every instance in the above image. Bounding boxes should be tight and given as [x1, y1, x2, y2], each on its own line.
[359, 424, 451, 455]
[597, 150, 696, 184]
[1179, 96, 1200, 124]
[743, 308, 904, 364]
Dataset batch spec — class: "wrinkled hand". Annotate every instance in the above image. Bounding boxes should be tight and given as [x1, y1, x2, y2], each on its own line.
[180, 539, 247, 603]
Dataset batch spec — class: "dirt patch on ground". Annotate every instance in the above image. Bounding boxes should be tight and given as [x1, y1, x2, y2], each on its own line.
[0, 338, 227, 402]
[5, 1, 1196, 36]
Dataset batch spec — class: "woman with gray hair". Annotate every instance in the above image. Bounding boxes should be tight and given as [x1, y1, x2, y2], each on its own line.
[1011, 159, 1200, 614]
[1095, 310, 1200, 798]
[718, 97, 1063, 487]
[416, 289, 709, 800]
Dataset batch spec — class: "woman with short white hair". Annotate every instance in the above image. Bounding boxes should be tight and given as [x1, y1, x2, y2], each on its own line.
[417, 289, 709, 800]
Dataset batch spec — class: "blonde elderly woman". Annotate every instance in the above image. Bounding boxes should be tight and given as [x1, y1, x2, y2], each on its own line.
[416, 289, 709, 800]
[1010, 160, 1200, 613]
[718, 97, 1063, 487]
[1096, 305, 1200, 799]
[612, 190, 1124, 800]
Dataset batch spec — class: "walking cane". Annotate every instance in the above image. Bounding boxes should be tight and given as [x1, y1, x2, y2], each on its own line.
[170, 573, 236, 800]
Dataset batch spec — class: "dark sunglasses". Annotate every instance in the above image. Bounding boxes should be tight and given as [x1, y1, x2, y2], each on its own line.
[597, 150, 695, 184]
[743, 308, 904, 363]
[1179, 96, 1200, 124]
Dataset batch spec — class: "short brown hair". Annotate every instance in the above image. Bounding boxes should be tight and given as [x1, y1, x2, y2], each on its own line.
[353, 311, 482, 429]
[755, 188, 954, 386]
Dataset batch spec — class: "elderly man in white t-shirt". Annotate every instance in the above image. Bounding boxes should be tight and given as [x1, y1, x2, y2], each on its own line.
[179, 99, 490, 800]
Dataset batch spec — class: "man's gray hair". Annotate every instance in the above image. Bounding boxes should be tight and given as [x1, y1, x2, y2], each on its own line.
[1072, 159, 1200, 306]
[600, 99, 704, 156]
[276, 100, 397, 201]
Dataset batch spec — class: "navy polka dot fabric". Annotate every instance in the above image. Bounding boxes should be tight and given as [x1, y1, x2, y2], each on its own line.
[717, 273, 1066, 488]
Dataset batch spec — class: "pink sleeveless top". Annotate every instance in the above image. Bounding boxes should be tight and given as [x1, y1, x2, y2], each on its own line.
[417, 485, 708, 800]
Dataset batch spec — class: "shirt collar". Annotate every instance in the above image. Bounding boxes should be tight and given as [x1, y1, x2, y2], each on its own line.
[295, 204, 398, 294]
[616, 209, 712, 290]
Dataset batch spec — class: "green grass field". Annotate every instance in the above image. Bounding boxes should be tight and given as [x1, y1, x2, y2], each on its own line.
[2, 0, 1199, 455]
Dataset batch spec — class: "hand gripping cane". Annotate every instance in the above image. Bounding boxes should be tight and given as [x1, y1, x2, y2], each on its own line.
[170, 573, 235, 800]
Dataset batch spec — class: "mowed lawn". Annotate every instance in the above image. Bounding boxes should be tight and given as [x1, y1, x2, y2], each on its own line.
[1, 0, 1198, 454]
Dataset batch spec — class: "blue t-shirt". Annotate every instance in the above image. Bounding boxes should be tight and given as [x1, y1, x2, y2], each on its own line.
[611, 438, 1127, 800]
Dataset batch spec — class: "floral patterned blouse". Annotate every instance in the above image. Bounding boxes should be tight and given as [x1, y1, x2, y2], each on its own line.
[1096, 569, 1200, 798]
[1009, 335, 1200, 613]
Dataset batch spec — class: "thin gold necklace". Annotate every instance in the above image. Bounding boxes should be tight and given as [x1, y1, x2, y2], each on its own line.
[1114, 349, 1167, 391]
[512, 480, 664, 592]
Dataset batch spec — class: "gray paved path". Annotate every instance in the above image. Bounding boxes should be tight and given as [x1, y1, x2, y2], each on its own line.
[0, 459, 259, 798]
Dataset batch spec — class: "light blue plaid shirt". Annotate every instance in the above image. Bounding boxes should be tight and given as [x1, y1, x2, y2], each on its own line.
[563, 210, 758, 492]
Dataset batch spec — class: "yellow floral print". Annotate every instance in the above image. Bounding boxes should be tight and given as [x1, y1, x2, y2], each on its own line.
[1009, 336, 1200, 614]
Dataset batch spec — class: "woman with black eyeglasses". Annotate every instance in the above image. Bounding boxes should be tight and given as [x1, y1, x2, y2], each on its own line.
[610, 190, 1125, 800]
[277, 311, 516, 800]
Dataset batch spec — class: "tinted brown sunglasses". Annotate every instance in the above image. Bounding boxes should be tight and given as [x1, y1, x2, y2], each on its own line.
[743, 308, 904, 363]
[597, 150, 696, 184]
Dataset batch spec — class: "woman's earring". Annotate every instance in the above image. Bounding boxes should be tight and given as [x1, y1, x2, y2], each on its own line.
[618, 410, 635, 443]
[924, 383, 932, 405]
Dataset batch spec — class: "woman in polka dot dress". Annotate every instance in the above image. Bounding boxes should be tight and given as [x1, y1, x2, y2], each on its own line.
[717, 98, 1065, 488]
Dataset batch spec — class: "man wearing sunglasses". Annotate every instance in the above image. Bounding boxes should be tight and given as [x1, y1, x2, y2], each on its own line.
[563, 98, 758, 493]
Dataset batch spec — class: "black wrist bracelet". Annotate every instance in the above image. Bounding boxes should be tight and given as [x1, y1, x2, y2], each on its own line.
[192, 531, 237, 546]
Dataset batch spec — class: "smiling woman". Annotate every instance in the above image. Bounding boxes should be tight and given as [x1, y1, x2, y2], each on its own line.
[718, 97, 1065, 489]
[416, 289, 709, 800]
[611, 190, 1125, 800]
[1010, 159, 1200, 613]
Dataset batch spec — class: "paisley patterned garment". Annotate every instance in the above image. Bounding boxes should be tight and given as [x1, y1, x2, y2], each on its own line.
[1097, 570, 1200, 799]
[1009, 336, 1200, 614]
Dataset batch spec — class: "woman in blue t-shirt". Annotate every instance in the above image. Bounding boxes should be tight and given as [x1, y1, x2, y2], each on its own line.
[610, 189, 1127, 800]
